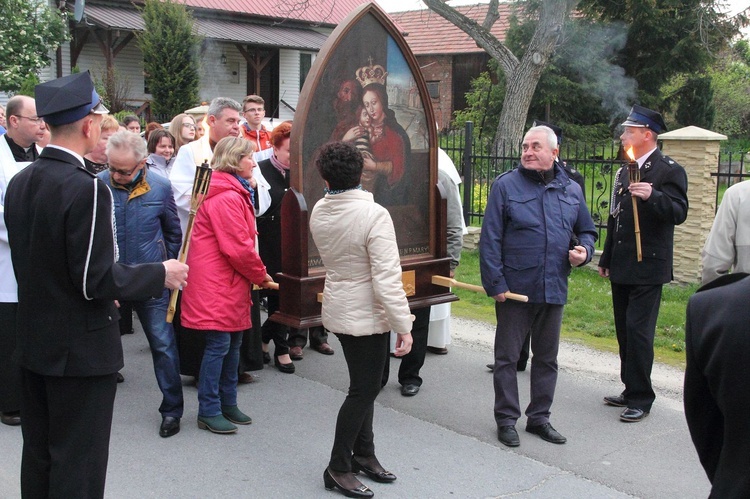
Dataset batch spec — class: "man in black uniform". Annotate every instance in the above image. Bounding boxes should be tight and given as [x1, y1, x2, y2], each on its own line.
[684, 273, 750, 498]
[598, 105, 688, 422]
[4, 71, 189, 499]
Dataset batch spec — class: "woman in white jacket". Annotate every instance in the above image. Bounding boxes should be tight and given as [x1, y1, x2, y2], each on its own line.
[310, 142, 413, 498]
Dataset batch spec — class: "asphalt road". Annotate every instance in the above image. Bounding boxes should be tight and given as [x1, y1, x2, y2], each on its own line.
[0, 317, 709, 498]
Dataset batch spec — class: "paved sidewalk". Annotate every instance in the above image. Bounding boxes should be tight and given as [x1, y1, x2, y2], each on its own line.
[0, 318, 708, 498]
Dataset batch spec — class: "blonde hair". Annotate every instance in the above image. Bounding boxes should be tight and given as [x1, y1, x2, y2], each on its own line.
[211, 137, 256, 173]
[101, 115, 120, 133]
[168, 113, 195, 153]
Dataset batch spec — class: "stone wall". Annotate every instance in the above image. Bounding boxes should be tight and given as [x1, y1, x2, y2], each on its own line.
[660, 126, 726, 283]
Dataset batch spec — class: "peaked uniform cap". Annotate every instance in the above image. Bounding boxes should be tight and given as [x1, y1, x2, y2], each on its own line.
[621, 105, 667, 134]
[35, 71, 109, 126]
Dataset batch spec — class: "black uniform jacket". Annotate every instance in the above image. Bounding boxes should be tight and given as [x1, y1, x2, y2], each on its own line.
[685, 273, 750, 498]
[4, 147, 165, 377]
[599, 149, 688, 285]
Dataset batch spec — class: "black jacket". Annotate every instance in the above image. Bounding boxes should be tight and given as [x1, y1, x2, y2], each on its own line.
[685, 273, 750, 498]
[4, 147, 165, 377]
[599, 149, 688, 284]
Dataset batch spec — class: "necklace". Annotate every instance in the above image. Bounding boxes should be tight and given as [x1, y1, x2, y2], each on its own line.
[324, 184, 365, 195]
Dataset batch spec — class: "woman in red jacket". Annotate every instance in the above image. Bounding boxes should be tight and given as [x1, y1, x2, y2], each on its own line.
[180, 137, 273, 434]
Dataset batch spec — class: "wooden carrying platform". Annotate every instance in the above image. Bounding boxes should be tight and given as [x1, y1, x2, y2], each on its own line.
[271, 3, 458, 329]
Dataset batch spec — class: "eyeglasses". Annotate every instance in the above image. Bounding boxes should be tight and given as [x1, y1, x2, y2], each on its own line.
[243, 108, 264, 114]
[13, 115, 44, 124]
[108, 159, 143, 176]
[183, 123, 197, 130]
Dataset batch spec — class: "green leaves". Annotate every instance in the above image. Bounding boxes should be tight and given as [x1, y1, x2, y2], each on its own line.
[0, 0, 68, 93]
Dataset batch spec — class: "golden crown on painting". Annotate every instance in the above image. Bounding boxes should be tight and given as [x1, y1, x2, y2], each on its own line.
[355, 56, 388, 87]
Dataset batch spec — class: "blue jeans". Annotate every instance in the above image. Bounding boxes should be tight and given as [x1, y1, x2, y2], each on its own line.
[128, 290, 183, 418]
[198, 330, 243, 417]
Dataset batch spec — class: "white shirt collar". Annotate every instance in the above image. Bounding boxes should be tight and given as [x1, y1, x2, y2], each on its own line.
[46, 144, 86, 168]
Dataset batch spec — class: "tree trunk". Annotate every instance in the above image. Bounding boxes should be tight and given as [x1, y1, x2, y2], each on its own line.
[492, 0, 571, 151]
[421, 0, 572, 150]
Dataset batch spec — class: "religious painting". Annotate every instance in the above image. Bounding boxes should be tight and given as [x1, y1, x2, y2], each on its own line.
[291, 3, 434, 273]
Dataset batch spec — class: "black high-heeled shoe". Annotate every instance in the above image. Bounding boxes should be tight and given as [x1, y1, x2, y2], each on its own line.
[323, 468, 373, 498]
[274, 356, 295, 374]
[351, 456, 396, 483]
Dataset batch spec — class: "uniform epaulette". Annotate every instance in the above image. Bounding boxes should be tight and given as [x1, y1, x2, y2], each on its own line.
[660, 155, 677, 167]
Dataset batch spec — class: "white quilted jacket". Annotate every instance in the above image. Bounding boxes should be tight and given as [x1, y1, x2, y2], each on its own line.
[310, 189, 412, 336]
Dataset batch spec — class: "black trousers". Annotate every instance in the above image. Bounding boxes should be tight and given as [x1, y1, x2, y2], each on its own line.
[611, 283, 662, 411]
[288, 325, 329, 349]
[261, 293, 290, 356]
[0, 302, 21, 413]
[329, 332, 389, 472]
[118, 302, 134, 335]
[382, 307, 431, 387]
[239, 292, 265, 373]
[20, 368, 118, 499]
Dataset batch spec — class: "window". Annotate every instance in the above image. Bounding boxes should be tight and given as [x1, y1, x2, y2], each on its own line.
[427, 81, 440, 100]
[300, 53, 313, 91]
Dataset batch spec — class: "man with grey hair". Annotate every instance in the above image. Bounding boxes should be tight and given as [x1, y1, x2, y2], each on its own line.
[480, 125, 597, 447]
[98, 130, 183, 438]
[170, 97, 242, 234]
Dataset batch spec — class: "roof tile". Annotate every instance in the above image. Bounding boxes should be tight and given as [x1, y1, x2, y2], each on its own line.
[389, 3, 514, 55]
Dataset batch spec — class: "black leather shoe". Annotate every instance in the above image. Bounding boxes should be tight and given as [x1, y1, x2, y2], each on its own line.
[620, 407, 649, 422]
[516, 361, 527, 372]
[401, 384, 419, 396]
[525, 423, 567, 444]
[0, 411, 21, 426]
[274, 356, 295, 374]
[497, 425, 520, 447]
[604, 395, 628, 407]
[426, 346, 448, 355]
[323, 468, 373, 498]
[116, 372, 124, 383]
[486, 363, 494, 371]
[262, 351, 271, 364]
[352, 455, 397, 482]
[159, 416, 180, 438]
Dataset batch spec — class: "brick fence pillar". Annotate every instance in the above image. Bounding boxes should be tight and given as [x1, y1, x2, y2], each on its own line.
[659, 126, 727, 283]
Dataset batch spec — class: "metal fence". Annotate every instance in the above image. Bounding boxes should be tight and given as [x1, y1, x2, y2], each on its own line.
[440, 122, 625, 243]
[714, 149, 749, 206]
[440, 121, 749, 241]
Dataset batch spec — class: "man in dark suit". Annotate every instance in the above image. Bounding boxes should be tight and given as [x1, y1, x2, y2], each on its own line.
[598, 105, 688, 422]
[4, 72, 188, 499]
[684, 273, 750, 498]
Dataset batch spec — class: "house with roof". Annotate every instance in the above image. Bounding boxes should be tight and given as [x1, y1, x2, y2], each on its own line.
[37, 0, 368, 120]
[390, 3, 513, 130]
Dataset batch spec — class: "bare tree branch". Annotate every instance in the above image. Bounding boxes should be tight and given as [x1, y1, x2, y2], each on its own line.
[421, 0, 519, 75]
[483, 0, 500, 31]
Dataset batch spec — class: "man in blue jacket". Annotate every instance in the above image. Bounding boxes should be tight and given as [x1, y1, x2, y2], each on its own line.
[480, 125, 597, 447]
[98, 130, 184, 438]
